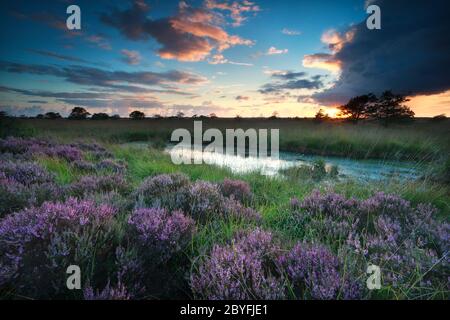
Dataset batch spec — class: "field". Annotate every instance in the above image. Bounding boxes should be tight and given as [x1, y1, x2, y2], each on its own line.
[0, 117, 449, 300]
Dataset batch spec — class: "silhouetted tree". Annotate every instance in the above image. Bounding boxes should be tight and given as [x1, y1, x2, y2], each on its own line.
[153, 114, 163, 119]
[0, 111, 7, 118]
[44, 112, 62, 119]
[111, 114, 121, 120]
[431, 114, 447, 122]
[68, 107, 90, 120]
[338, 93, 376, 121]
[176, 111, 185, 118]
[129, 110, 145, 119]
[368, 91, 414, 122]
[209, 113, 218, 119]
[91, 113, 109, 120]
[315, 109, 330, 121]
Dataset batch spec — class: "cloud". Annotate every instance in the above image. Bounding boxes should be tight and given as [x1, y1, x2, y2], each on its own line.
[102, 0, 254, 61]
[204, 0, 260, 27]
[266, 46, 288, 55]
[121, 49, 142, 65]
[282, 28, 301, 36]
[0, 61, 207, 91]
[0, 105, 46, 117]
[260, 71, 324, 94]
[235, 95, 249, 101]
[208, 54, 253, 66]
[302, 53, 341, 73]
[310, 0, 450, 105]
[27, 100, 48, 104]
[86, 35, 112, 50]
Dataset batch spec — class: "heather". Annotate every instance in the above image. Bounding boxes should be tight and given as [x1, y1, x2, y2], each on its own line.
[0, 198, 117, 298]
[0, 135, 448, 300]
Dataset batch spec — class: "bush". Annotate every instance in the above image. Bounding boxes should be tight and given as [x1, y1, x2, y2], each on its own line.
[67, 174, 130, 197]
[128, 207, 195, 265]
[279, 243, 362, 299]
[220, 178, 253, 203]
[191, 228, 286, 300]
[0, 160, 55, 185]
[0, 198, 116, 298]
[291, 190, 449, 296]
[135, 173, 190, 210]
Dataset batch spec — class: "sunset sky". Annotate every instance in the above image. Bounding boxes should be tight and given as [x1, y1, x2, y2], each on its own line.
[0, 0, 449, 117]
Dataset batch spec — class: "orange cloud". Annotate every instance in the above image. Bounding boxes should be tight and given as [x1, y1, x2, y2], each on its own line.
[302, 53, 341, 73]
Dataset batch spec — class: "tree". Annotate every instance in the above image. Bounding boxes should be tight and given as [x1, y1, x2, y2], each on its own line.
[91, 113, 109, 120]
[44, 112, 62, 119]
[176, 111, 185, 118]
[129, 110, 145, 119]
[209, 113, 218, 119]
[368, 91, 414, 122]
[0, 111, 7, 118]
[269, 111, 279, 119]
[431, 114, 446, 122]
[68, 107, 90, 120]
[338, 93, 376, 121]
[315, 109, 330, 121]
[111, 114, 121, 120]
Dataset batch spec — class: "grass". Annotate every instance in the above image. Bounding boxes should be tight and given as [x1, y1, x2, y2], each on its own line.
[5, 117, 449, 162]
[2, 117, 449, 299]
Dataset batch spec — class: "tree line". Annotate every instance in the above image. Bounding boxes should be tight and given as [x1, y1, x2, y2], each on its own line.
[315, 91, 416, 123]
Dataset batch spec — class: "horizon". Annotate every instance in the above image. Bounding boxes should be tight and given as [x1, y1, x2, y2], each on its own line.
[0, 0, 449, 118]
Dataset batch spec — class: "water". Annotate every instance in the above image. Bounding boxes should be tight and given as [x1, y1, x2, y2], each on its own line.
[123, 142, 420, 181]
[164, 144, 419, 181]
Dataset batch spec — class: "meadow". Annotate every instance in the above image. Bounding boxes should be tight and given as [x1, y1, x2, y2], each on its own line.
[0, 117, 448, 300]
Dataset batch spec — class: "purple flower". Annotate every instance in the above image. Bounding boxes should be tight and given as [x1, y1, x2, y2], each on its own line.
[191, 228, 286, 300]
[220, 179, 253, 203]
[0, 198, 116, 296]
[128, 207, 195, 264]
[68, 174, 129, 197]
[279, 242, 362, 299]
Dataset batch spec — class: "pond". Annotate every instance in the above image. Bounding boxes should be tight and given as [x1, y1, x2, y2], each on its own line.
[165, 145, 420, 181]
[123, 142, 420, 181]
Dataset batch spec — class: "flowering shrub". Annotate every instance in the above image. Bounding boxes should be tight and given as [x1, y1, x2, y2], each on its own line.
[67, 174, 129, 197]
[128, 207, 195, 265]
[0, 160, 55, 185]
[0, 198, 116, 298]
[96, 158, 127, 173]
[72, 159, 96, 171]
[279, 243, 362, 299]
[220, 179, 253, 203]
[0, 162, 62, 216]
[186, 181, 224, 221]
[222, 197, 261, 222]
[292, 190, 449, 294]
[191, 228, 286, 300]
[0, 137, 83, 161]
[135, 173, 190, 209]
[84, 281, 131, 300]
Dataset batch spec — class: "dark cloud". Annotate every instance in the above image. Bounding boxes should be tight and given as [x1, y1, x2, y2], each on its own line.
[235, 95, 249, 101]
[27, 100, 48, 104]
[0, 105, 46, 117]
[0, 61, 206, 92]
[27, 49, 108, 67]
[101, 0, 254, 61]
[260, 71, 324, 94]
[312, 0, 450, 105]
[271, 71, 307, 80]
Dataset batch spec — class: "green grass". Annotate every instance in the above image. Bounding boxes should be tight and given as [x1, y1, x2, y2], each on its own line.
[7, 118, 450, 162]
[3, 118, 449, 299]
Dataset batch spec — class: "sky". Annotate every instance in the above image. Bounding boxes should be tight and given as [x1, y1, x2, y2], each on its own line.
[0, 0, 449, 118]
